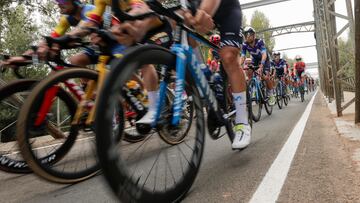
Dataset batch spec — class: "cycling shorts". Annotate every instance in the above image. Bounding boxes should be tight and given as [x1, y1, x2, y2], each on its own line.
[213, 2, 243, 49]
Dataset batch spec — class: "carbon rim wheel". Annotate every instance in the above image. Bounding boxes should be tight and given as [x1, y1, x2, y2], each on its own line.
[248, 80, 262, 122]
[0, 79, 38, 173]
[96, 45, 205, 202]
[16, 68, 101, 183]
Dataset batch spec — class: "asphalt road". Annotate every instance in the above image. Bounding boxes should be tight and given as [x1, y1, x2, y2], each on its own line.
[0, 92, 317, 203]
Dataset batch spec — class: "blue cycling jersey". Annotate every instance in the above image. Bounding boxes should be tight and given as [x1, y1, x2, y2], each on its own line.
[271, 59, 287, 76]
[241, 39, 267, 61]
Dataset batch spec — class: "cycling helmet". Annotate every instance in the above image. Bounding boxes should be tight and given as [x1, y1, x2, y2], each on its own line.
[273, 51, 281, 57]
[243, 26, 256, 37]
[295, 55, 302, 61]
[209, 34, 221, 45]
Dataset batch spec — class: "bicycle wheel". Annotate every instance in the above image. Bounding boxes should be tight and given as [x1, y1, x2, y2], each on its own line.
[247, 79, 262, 122]
[262, 82, 273, 115]
[283, 85, 289, 106]
[0, 79, 38, 173]
[16, 68, 101, 183]
[276, 82, 283, 109]
[96, 45, 205, 202]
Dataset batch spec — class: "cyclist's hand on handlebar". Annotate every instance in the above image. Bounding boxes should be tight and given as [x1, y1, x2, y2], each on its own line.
[90, 33, 106, 47]
[49, 43, 61, 59]
[0, 56, 28, 68]
[184, 9, 214, 34]
[37, 43, 50, 60]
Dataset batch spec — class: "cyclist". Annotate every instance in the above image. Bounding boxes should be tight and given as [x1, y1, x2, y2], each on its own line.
[239, 27, 276, 106]
[207, 34, 221, 72]
[294, 55, 306, 85]
[271, 51, 286, 80]
[46, 0, 173, 124]
[1, 0, 102, 67]
[184, 0, 251, 149]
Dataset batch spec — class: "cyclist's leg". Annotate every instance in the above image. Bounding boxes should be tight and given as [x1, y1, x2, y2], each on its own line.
[69, 47, 99, 67]
[215, 3, 250, 149]
[263, 65, 276, 104]
[136, 20, 173, 123]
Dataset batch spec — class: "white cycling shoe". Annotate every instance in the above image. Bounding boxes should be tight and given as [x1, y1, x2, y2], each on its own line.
[232, 124, 252, 149]
[136, 110, 156, 124]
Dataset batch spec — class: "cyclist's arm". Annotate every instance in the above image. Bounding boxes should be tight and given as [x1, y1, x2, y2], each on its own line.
[239, 56, 245, 66]
[67, 0, 106, 36]
[239, 47, 247, 66]
[198, 0, 221, 17]
[126, 2, 163, 33]
[259, 41, 267, 64]
[51, 16, 71, 38]
[294, 64, 298, 75]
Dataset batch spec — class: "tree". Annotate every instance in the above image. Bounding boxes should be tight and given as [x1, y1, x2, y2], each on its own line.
[250, 10, 275, 53]
[337, 37, 355, 78]
[0, 2, 57, 81]
[242, 14, 248, 27]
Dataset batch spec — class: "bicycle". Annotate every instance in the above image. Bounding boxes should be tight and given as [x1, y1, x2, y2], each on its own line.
[0, 53, 81, 173]
[246, 64, 273, 122]
[275, 75, 289, 109]
[95, 1, 252, 202]
[16, 27, 193, 183]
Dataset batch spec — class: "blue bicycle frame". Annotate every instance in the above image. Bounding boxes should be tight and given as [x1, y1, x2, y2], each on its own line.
[249, 69, 263, 103]
[153, 25, 222, 127]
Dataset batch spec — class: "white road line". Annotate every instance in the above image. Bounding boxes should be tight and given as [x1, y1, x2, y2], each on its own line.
[249, 91, 318, 203]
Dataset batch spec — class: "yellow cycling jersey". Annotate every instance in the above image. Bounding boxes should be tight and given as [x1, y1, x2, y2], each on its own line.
[87, 0, 144, 24]
[51, 4, 97, 37]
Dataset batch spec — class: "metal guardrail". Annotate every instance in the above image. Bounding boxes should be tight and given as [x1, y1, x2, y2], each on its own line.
[341, 77, 355, 92]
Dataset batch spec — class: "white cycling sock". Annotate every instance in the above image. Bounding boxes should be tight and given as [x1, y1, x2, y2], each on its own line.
[147, 90, 159, 112]
[232, 92, 248, 125]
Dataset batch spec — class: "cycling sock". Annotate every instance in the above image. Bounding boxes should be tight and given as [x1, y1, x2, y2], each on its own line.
[147, 90, 159, 112]
[232, 92, 248, 125]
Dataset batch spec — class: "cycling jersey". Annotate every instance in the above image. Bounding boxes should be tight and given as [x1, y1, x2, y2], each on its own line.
[241, 39, 270, 72]
[271, 59, 287, 77]
[241, 39, 266, 60]
[51, 4, 98, 37]
[87, 0, 161, 27]
[294, 61, 306, 77]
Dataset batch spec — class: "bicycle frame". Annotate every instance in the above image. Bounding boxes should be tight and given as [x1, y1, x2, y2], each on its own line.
[154, 26, 223, 127]
[248, 67, 264, 103]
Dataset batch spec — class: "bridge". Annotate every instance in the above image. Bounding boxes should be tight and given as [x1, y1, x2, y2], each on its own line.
[0, 0, 359, 203]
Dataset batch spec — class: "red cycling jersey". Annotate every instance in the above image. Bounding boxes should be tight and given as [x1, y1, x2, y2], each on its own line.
[294, 61, 306, 72]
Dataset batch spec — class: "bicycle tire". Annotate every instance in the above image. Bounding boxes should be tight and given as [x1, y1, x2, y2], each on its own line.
[247, 79, 262, 122]
[262, 82, 273, 115]
[96, 44, 205, 202]
[276, 82, 283, 109]
[16, 68, 101, 183]
[0, 79, 38, 173]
